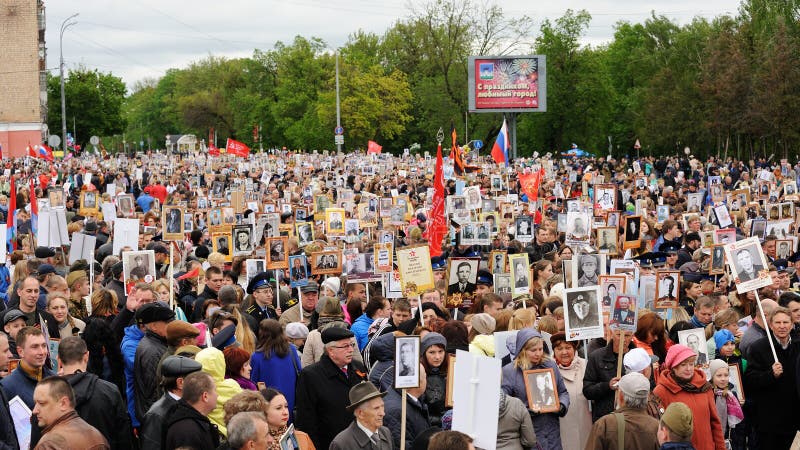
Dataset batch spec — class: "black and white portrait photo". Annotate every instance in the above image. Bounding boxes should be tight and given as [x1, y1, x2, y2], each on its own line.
[394, 336, 420, 389]
[595, 185, 616, 211]
[296, 222, 314, 247]
[724, 237, 771, 295]
[596, 227, 618, 255]
[494, 274, 512, 294]
[785, 181, 797, 197]
[183, 213, 194, 233]
[213, 233, 231, 258]
[267, 236, 288, 269]
[678, 328, 709, 366]
[164, 207, 182, 235]
[687, 193, 703, 212]
[490, 251, 507, 274]
[82, 191, 97, 210]
[710, 245, 725, 275]
[447, 259, 479, 295]
[523, 369, 559, 413]
[233, 225, 253, 256]
[777, 239, 793, 260]
[572, 254, 604, 288]
[563, 285, 604, 340]
[509, 254, 530, 296]
[566, 212, 590, 246]
[624, 215, 641, 243]
[245, 259, 267, 287]
[515, 216, 533, 241]
[655, 270, 680, 309]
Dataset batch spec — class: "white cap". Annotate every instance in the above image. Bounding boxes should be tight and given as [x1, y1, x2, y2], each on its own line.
[321, 277, 341, 296]
[624, 348, 658, 373]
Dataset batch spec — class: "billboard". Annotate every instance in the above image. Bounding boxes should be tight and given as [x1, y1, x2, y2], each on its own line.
[468, 55, 547, 113]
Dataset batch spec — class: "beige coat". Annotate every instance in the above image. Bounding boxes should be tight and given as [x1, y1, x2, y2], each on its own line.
[557, 356, 592, 450]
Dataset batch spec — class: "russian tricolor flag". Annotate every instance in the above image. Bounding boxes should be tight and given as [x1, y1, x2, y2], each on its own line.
[29, 179, 38, 236]
[491, 118, 509, 166]
[6, 176, 15, 252]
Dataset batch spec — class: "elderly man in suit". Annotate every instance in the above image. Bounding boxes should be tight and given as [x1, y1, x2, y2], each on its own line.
[330, 382, 392, 450]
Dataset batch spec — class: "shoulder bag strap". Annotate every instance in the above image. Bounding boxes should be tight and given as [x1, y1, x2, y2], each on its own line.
[615, 412, 625, 450]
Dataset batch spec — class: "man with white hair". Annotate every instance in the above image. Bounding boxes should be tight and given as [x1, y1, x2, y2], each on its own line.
[330, 382, 392, 450]
[226, 411, 274, 450]
[584, 372, 660, 449]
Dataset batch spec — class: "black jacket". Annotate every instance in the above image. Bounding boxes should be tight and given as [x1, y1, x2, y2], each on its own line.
[134, 330, 168, 422]
[140, 392, 178, 450]
[191, 285, 219, 322]
[65, 370, 133, 450]
[163, 399, 220, 450]
[295, 353, 369, 450]
[582, 341, 635, 422]
[744, 336, 800, 434]
[383, 388, 431, 450]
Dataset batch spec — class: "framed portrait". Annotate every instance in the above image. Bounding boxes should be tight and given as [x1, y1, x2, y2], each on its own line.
[606, 211, 621, 229]
[295, 222, 314, 247]
[523, 368, 560, 413]
[710, 245, 726, 275]
[394, 335, 421, 389]
[596, 227, 618, 255]
[750, 218, 767, 241]
[445, 356, 456, 407]
[117, 194, 136, 218]
[609, 294, 638, 332]
[207, 208, 224, 228]
[494, 273, 512, 297]
[565, 212, 591, 246]
[446, 257, 480, 307]
[594, 184, 616, 211]
[294, 206, 308, 222]
[357, 203, 377, 227]
[686, 192, 703, 213]
[489, 250, 507, 274]
[490, 175, 504, 192]
[700, 231, 715, 249]
[571, 254, 605, 288]
[211, 181, 225, 199]
[463, 186, 482, 210]
[245, 259, 267, 287]
[211, 232, 232, 262]
[714, 204, 733, 229]
[288, 254, 309, 288]
[311, 250, 342, 275]
[266, 236, 289, 270]
[678, 328, 710, 366]
[709, 183, 725, 203]
[656, 205, 670, 223]
[780, 202, 794, 220]
[480, 212, 500, 234]
[514, 216, 533, 241]
[508, 254, 531, 297]
[623, 215, 642, 249]
[162, 206, 185, 241]
[183, 213, 194, 233]
[655, 270, 680, 309]
[598, 275, 626, 312]
[785, 180, 798, 198]
[232, 225, 254, 256]
[122, 250, 156, 295]
[776, 239, 794, 260]
[80, 190, 99, 214]
[714, 228, 736, 246]
[766, 219, 793, 239]
[724, 236, 772, 293]
[48, 188, 65, 208]
[325, 208, 346, 235]
[728, 364, 745, 402]
[563, 285, 604, 341]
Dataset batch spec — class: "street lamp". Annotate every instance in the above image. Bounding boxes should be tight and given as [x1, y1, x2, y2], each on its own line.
[60, 13, 79, 153]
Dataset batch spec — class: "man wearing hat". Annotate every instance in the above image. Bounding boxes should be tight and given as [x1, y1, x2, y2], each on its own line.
[133, 303, 175, 423]
[329, 382, 392, 450]
[245, 272, 279, 327]
[295, 327, 369, 450]
[59, 336, 133, 450]
[140, 355, 203, 450]
[584, 372, 660, 449]
[657, 403, 695, 449]
[676, 233, 702, 269]
[279, 280, 319, 329]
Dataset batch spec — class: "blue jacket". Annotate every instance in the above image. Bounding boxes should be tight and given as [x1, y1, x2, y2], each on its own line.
[136, 193, 154, 213]
[0, 364, 56, 408]
[351, 314, 375, 351]
[121, 324, 144, 428]
[250, 345, 301, 423]
[383, 388, 430, 450]
[0, 266, 10, 305]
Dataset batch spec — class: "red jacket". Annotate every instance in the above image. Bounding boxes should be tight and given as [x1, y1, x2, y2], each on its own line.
[145, 184, 167, 203]
[653, 368, 725, 450]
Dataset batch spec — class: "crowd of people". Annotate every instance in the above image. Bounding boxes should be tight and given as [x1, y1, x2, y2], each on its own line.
[0, 148, 796, 450]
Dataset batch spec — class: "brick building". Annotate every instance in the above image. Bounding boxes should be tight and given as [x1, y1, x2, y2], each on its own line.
[0, 0, 47, 158]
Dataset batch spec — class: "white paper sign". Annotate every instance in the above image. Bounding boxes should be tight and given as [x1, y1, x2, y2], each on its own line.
[37, 207, 68, 247]
[452, 350, 500, 450]
[69, 233, 97, 265]
[106, 184, 116, 197]
[113, 218, 140, 255]
[0, 227, 7, 264]
[101, 202, 117, 223]
[8, 396, 31, 450]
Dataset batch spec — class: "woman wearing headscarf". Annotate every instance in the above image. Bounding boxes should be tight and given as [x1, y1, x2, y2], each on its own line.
[501, 329, 569, 450]
[652, 344, 725, 450]
[550, 333, 591, 450]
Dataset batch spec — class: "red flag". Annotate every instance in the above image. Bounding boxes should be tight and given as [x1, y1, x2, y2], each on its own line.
[519, 168, 545, 201]
[177, 266, 201, 280]
[208, 145, 220, 157]
[423, 143, 447, 257]
[26, 145, 36, 158]
[225, 139, 250, 158]
[367, 140, 382, 154]
[451, 126, 464, 176]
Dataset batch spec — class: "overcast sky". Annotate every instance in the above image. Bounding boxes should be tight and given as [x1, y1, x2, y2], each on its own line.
[45, 0, 742, 90]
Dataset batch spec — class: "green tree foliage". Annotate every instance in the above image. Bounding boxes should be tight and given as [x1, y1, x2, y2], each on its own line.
[112, 0, 800, 158]
[47, 68, 127, 148]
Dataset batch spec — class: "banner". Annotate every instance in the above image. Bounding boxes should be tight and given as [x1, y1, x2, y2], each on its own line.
[519, 168, 545, 201]
[395, 245, 435, 296]
[423, 143, 447, 257]
[468, 55, 547, 112]
[225, 139, 250, 158]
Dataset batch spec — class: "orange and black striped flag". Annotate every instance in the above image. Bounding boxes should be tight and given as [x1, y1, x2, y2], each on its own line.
[451, 124, 464, 175]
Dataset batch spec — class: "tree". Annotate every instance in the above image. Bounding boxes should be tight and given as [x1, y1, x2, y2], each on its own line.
[47, 68, 127, 148]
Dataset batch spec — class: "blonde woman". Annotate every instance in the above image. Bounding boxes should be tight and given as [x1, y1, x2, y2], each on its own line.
[47, 293, 86, 338]
[152, 279, 171, 303]
[501, 329, 569, 450]
[66, 270, 90, 319]
[508, 308, 536, 331]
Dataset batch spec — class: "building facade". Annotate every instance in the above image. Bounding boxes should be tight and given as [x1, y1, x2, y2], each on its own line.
[0, 0, 47, 158]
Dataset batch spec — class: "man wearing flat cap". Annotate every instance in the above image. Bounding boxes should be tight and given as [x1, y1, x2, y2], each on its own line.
[140, 355, 202, 450]
[245, 272, 279, 326]
[584, 372, 660, 450]
[280, 280, 319, 329]
[133, 303, 175, 423]
[295, 326, 368, 450]
[329, 382, 392, 450]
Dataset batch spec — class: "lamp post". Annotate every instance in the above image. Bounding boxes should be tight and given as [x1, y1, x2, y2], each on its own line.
[60, 13, 79, 152]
